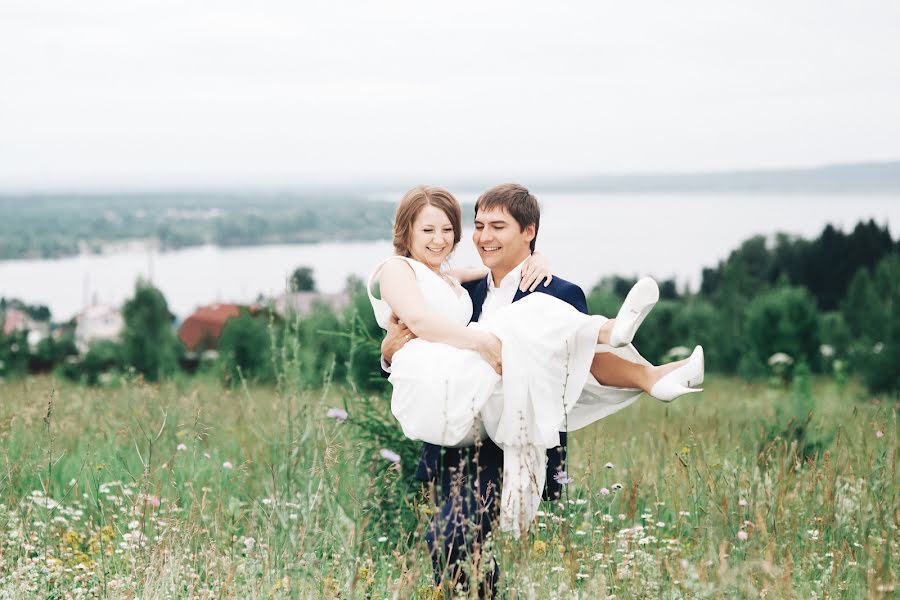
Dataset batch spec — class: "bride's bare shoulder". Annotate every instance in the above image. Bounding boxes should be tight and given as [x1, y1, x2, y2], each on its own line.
[380, 257, 417, 280]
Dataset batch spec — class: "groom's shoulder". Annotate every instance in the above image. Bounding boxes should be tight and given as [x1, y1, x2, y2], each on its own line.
[544, 275, 585, 296]
[540, 276, 588, 312]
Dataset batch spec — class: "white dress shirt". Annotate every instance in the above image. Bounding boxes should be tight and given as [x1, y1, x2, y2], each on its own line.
[478, 258, 528, 322]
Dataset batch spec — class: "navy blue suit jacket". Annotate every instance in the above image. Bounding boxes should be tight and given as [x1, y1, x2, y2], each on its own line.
[414, 274, 589, 501]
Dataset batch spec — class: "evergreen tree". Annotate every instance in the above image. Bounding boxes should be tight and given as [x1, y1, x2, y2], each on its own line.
[121, 281, 180, 381]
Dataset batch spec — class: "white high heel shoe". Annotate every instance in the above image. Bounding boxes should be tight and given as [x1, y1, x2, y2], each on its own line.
[609, 277, 660, 348]
[650, 345, 704, 402]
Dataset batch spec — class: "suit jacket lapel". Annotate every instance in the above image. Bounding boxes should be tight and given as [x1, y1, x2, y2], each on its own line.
[512, 287, 530, 304]
[468, 277, 489, 323]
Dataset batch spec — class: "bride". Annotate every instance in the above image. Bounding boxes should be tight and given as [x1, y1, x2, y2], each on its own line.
[368, 185, 704, 536]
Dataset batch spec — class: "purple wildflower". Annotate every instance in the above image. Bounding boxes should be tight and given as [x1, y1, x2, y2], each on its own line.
[553, 470, 573, 485]
[326, 408, 348, 422]
[379, 448, 401, 464]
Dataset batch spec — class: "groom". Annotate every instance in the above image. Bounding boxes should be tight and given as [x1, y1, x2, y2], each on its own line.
[381, 183, 590, 596]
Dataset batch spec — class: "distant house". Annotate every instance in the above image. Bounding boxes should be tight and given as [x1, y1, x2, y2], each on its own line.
[3, 308, 29, 336]
[273, 292, 350, 319]
[3, 307, 51, 350]
[178, 303, 242, 352]
[75, 304, 125, 352]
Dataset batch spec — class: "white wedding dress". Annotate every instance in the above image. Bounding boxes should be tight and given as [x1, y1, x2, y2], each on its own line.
[368, 256, 649, 536]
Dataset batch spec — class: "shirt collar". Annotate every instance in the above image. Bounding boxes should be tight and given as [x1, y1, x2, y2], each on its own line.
[487, 258, 529, 293]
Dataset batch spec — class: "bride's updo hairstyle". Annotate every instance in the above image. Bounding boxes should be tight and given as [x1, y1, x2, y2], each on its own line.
[393, 185, 462, 257]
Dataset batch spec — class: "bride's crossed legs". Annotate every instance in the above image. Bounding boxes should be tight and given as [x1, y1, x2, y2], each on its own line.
[592, 318, 700, 400]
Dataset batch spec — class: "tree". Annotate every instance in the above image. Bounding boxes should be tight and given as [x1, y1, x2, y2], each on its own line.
[853, 254, 900, 396]
[217, 310, 274, 385]
[289, 266, 317, 292]
[121, 281, 180, 381]
[744, 285, 821, 373]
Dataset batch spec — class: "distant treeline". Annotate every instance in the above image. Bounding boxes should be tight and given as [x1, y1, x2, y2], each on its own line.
[0, 193, 396, 260]
[587, 220, 898, 394]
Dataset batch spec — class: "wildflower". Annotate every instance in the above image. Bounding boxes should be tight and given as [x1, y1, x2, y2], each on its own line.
[602, 514, 614, 523]
[819, 344, 835, 358]
[326, 407, 348, 422]
[876, 430, 884, 439]
[600, 487, 610, 495]
[127, 520, 140, 530]
[553, 471, 573, 485]
[604, 462, 614, 469]
[611, 483, 623, 491]
[376, 536, 388, 543]
[737, 530, 748, 541]
[618, 513, 626, 521]
[242, 536, 255, 550]
[68, 479, 77, 487]
[222, 461, 234, 470]
[656, 521, 665, 528]
[147, 496, 161, 508]
[532, 539, 548, 554]
[738, 498, 748, 507]
[767, 352, 793, 366]
[177, 443, 187, 451]
[379, 449, 401, 464]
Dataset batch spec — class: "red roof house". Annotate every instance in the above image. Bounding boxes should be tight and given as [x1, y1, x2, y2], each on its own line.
[178, 304, 241, 351]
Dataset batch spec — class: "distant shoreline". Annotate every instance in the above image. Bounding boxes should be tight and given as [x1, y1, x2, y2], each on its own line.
[3, 160, 898, 196]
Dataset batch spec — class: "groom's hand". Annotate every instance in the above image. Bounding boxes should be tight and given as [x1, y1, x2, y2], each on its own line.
[476, 332, 503, 375]
[382, 314, 416, 364]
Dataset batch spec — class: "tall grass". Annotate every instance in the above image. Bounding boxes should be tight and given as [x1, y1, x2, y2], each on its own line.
[0, 370, 895, 598]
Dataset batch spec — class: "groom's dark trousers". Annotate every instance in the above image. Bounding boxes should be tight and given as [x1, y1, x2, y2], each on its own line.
[415, 275, 589, 597]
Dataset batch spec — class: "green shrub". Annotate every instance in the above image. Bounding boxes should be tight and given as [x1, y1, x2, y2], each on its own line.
[59, 339, 125, 385]
[0, 330, 29, 377]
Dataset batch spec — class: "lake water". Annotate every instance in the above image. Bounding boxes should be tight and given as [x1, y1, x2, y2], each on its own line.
[1, 193, 897, 320]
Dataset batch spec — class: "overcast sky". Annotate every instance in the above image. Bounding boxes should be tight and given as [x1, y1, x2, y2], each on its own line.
[1, 1, 899, 190]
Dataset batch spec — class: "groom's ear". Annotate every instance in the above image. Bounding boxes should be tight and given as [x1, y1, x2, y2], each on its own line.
[523, 223, 536, 242]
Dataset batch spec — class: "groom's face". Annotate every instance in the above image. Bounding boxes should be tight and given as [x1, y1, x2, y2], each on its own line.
[473, 206, 535, 274]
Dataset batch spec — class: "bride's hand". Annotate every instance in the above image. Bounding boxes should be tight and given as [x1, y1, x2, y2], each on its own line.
[520, 251, 553, 292]
[476, 332, 503, 375]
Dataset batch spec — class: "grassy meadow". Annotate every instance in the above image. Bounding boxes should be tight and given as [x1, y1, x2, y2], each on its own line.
[0, 372, 896, 599]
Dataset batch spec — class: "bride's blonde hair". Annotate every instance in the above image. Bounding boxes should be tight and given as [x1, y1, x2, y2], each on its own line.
[393, 186, 462, 258]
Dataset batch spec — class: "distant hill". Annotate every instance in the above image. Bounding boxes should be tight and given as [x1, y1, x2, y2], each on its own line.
[451, 161, 900, 194]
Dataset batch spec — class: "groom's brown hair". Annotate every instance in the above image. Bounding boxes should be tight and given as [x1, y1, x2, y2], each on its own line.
[475, 183, 541, 252]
